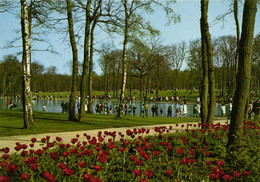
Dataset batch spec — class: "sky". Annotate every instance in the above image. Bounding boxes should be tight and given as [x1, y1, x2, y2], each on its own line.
[0, 0, 259, 75]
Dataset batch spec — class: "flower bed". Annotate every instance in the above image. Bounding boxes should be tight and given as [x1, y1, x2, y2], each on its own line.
[0, 121, 259, 182]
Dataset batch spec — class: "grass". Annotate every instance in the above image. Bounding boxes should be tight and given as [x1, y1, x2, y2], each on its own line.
[0, 110, 199, 137]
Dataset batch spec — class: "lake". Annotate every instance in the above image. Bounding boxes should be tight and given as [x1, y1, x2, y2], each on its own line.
[0, 98, 229, 118]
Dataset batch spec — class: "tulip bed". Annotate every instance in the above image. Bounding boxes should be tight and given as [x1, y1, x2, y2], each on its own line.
[0, 121, 259, 182]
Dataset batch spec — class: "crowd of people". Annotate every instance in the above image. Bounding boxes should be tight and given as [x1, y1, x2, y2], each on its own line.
[4, 94, 259, 119]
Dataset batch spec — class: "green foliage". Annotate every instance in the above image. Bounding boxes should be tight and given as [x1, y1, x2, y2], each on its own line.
[225, 121, 260, 181]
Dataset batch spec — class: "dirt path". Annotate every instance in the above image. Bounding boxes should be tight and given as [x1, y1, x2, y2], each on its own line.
[0, 120, 228, 154]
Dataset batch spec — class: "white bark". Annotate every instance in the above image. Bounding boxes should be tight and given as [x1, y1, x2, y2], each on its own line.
[21, 0, 34, 128]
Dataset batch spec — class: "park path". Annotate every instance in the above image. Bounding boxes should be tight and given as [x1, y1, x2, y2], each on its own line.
[0, 119, 228, 155]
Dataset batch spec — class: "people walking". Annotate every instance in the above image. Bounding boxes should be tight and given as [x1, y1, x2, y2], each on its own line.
[183, 104, 187, 117]
[193, 104, 198, 117]
[132, 105, 136, 116]
[43, 105, 46, 111]
[155, 105, 158, 116]
[221, 103, 226, 117]
[176, 108, 180, 118]
[145, 104, 149, 117]
[179, 104, 183, 117]
[196, 102, 200, 117]
[167, 105, 172, 117]
[141, 104, 145, 117]
[160, 108, 163, 116]
[61, 101, 65, 113]
[152, 105, 155, 117]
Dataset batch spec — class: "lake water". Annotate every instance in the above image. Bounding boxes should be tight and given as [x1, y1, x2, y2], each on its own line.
[0, 98, 230, 118]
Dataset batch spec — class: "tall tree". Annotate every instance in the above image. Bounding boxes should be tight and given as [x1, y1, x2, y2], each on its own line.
[200, 0, 209, 125]
[227, 0, 257, 151]
[78, 0, 91, 121]
[252, 33, 260, 96]
[168, 42, 187, 93]
[233, 0, 240, 76]
[66, 0, 79, 121]
[0, 55, 22, 96]
[114, 0, 176, 117]
[88, 0, 102, 114]
[20, 0, 35, 129]
[200, 0, 216, 125]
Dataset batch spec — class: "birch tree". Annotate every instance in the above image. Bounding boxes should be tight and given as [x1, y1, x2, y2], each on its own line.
[20, 0, 35, 129]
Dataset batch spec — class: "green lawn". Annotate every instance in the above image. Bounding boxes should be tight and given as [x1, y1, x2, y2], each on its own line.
[0, 110, 199, 137]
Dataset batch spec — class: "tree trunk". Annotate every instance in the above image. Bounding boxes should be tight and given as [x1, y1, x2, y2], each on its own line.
[88, 20, 96, 114]
[112, 68, 115, 98]
[207, 37, 216, 125]
[67, 0, 79, 121]
[20, 0, 35, 129]
[139, 75, 142, 101]
[234, 0, 240, 77]
[156, 62, 160, 98]
[201, 0, 215, 125]
[200, 0, 209, 125]
[118, 2, 129, 118]
[79, 0, 91, 121]
[227, 0, 257, 151]
[175, 69, 178, 92]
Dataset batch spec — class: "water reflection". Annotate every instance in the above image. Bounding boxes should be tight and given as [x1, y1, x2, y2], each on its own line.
[0, 99, 228, 117]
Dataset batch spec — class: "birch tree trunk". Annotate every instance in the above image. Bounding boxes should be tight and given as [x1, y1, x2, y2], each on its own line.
[227, 0, 257, 151]
[118, 1, 129, 118]
[20, 0, 35, 129]
[79, 0, 91, 121]
[66, 0, 79, 121]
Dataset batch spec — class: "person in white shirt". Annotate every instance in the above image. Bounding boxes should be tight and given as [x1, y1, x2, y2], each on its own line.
[43, 105, 46, 111]
[183, 104, 187, 117]
[221, 103, 226, 116]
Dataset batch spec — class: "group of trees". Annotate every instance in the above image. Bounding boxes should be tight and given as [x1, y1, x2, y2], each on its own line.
[2, 33, 259, 100]
[0, 0, 259, 157]
[1, 0, 179, 124]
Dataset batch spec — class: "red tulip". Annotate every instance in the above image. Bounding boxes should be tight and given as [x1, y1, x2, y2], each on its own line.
[58, 163, 67, 169]
[21, 173, 29, 181]
[6, 163, 18, 173]
[233, 171, 241, 178]
[166, 170, 172, 176]
[133, 169, 142, 176]
[2, 147, 9, 153]
[64, 168, 74, 176]
[94, 166, 102, 172]
[78, 161, 86, 168]
[31, 138, 37, 143]
[30, 164, 38, 171]
[222, 174, 232, 181]
[1, 161, 7, 168]
[144, 169, 153, 178]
